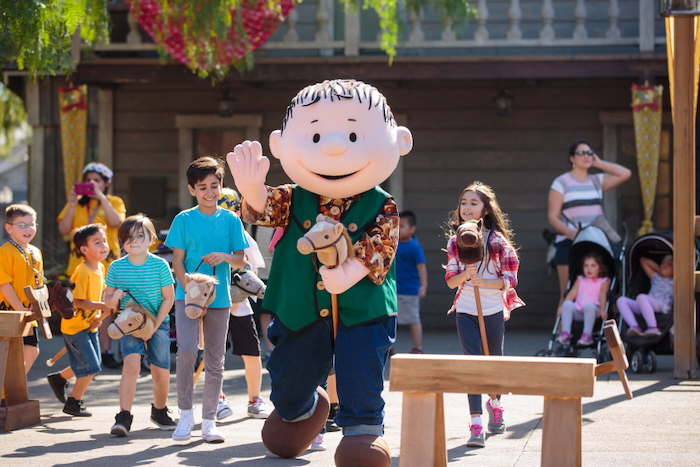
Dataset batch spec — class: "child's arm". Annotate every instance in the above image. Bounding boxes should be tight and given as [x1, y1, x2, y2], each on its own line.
[172, 248, 187, 291]
[465, 263, 505, 289]
[0, 283, 30, 311]
[142, 284, 174, 342]
[103, 286, 125, 308]
[201, 250, 246, 270]
[417, 262, 428, 298]
[563, 279, 580, 303]
[640, 256, 659, 279]
[598, 279, 610, 320]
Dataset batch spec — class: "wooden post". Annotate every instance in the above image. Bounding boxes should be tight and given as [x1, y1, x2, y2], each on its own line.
[399, 392, 446, 467]
[542, 397, 582, 467]
[669, 16, 697, 379]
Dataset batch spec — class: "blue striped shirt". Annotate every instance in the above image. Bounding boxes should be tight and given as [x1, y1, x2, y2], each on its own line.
[105, 253, 174, 319]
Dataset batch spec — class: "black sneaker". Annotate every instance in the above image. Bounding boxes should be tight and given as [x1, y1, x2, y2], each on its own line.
[102, 352, 121, 369]
[326, 402, 341, 432]
[111, 410, 132, 436]
[63, 397, 92, 417]
[151, 404, 176, 431]
[47, 372, 68, 404]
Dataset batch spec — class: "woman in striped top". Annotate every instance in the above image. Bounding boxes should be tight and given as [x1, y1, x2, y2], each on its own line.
[548, 139, 631, 313]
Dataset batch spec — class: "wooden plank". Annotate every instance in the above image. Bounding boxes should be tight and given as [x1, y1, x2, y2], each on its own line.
[398, 392, 446, 467]
[541, 397, 582, 467]
[3, 337, 28, 406]
[670, 16, 698, 379]
[0, 313, 25, 338]
[389, 355, 596, 397]
[0, 400, 41, 432]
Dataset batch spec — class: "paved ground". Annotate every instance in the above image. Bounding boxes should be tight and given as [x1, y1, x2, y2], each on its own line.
[1, 326, 699, 466]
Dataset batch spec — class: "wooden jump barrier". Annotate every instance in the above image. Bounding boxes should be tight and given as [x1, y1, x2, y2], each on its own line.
[390, 320, 632, 467]
[0, 286, 54, 432]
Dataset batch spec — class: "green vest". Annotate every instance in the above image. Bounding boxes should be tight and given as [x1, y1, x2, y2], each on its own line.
[262, 186, 397, 332]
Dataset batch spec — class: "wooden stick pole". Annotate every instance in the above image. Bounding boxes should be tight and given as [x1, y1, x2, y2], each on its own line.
[193, 317, 205, 387]
[331, 294, 339, 338]
[474, 286, 489, 356]
[46, 347, 66, 367]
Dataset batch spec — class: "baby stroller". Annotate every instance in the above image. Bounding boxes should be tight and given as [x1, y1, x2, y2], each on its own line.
[617, 230, 700, 373]
[536, 224, 627, 362]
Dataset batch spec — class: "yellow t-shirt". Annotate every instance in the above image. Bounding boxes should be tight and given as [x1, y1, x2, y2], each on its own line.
[62, 261, 105, 335]
[57, 195, 126, 276]
[0, 241, 44, 310]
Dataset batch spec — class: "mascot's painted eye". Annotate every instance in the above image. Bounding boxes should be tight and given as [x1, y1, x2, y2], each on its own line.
[313, 134, 320, 143]
[349, 132, 357, 142]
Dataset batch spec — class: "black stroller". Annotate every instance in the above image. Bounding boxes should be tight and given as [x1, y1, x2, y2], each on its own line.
[616, 230, 700, 373]
[536, 224, 627, 362]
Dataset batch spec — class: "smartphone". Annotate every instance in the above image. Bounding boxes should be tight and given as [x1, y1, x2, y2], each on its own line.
[74, 183, 95, 196]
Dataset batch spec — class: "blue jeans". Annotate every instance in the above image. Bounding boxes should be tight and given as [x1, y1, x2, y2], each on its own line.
[455, 312, 504, 415]
[267, 315, 396, 436]
[63, 329, 101, 378]
[120, 320, 171, 370]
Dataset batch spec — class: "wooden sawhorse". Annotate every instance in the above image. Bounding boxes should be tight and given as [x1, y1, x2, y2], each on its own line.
[390, 320, 632, 467]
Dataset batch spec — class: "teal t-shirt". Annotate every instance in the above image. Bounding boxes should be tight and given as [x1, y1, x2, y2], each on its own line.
[165, 206, 249, 308]
[105, 253, 174, 319]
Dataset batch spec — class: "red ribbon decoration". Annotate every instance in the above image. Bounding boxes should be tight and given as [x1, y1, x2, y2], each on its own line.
[58, 86, 88, 113]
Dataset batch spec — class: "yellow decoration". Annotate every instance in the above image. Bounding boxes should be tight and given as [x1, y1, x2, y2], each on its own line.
[631, 82, 663, 236]
[59, 85, 88, 199]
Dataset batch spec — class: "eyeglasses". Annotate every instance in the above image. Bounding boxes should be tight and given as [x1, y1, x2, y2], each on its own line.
[575, 149, 595, 156]
[8, 223, 38, 230]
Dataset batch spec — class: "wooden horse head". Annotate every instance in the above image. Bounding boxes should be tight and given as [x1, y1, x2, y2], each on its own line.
[231, 266, 266, 303]
[107, 301, 157, 339]
[47, 280, 76, 320]
[297, 214, 354, 267]
[456, 219, 484, 265]
[184, 272, 218, 319]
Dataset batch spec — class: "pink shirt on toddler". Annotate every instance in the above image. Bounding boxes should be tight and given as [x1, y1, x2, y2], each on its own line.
[574, 276, 609, 311]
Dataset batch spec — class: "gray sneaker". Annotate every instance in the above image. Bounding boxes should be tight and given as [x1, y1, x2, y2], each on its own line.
[247, 397, 270, 419]
[467, 424, 485, 448]
[486, 399, 506, 434]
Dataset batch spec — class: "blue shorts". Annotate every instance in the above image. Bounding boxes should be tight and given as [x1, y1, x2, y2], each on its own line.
[119, 320, 171, 370]
[63, 329, 101, 379]
[553, 239, 573, 266]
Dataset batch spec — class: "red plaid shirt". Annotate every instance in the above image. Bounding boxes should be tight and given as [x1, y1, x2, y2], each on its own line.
[444, 230, 525, 313]
[241, 184, 399, 284]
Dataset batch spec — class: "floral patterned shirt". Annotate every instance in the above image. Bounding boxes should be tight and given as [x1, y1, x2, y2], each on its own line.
[241, 184, 399, 284]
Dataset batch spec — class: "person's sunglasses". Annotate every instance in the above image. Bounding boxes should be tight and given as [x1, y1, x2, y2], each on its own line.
[575, 149, 595, 156]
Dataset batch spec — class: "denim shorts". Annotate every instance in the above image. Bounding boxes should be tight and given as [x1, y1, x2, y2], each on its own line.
[119, 320, 171, 370]
[63, 329, 101, 379]
[553, 239, 573, 266]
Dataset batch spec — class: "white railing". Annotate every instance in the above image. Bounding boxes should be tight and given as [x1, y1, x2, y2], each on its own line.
[93, 0, 664, 57]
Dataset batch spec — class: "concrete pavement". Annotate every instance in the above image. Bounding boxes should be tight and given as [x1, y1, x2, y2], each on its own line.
[1, 326, 699, 466]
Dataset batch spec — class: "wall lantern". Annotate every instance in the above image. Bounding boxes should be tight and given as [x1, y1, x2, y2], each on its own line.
[218, 89, 235, 117]
[660, 0, 700, 16]
[493, 89, 513, 116]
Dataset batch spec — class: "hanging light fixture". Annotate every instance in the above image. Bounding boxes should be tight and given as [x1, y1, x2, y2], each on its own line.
[218, 88, 235, 117]
[493, 88, 513, 116]
[660, 0, 700, 16]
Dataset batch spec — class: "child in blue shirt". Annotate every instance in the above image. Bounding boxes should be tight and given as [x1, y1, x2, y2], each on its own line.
[166, 156, 248, 443]
[104, 214, 176, 436]
[396, 210, 428, 353]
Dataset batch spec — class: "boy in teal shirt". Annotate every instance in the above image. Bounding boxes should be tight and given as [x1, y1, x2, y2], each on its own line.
[166, 156, 248, 443]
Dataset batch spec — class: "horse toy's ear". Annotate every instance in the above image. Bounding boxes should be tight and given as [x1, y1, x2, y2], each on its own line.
[316, 213, 326, 223]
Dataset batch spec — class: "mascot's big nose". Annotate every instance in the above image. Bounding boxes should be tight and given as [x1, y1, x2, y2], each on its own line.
[322, 134, 347, 155]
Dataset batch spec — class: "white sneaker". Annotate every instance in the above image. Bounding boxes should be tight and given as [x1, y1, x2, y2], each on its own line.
[309, 433, 327, 451]
[202, 419, 225, 443]
[247, 397, 270, 419]
[216, 396, 233, 420]
[172, 409, 194, 441]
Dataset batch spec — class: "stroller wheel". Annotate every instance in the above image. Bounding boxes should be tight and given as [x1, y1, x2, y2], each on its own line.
[630, 350, 644, 373]
[535, 349, 546, 357]
[644, 351, 657, 373]
[543, 350, 557, 357]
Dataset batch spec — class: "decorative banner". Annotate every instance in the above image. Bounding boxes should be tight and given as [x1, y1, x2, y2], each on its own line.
[59, 85, 88, 199]
[128, 0, 295, 72]
[631, 82, 664, 237]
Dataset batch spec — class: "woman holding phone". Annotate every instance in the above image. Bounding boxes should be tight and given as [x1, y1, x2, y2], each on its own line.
[56, 163, 126, 367]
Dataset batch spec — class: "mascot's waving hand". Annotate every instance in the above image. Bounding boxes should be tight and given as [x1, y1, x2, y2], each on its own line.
[227, 80, 412, 466]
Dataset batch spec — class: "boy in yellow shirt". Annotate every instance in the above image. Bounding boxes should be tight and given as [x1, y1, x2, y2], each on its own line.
[0, 204, 43, 372]
[49, 224, 118, 416]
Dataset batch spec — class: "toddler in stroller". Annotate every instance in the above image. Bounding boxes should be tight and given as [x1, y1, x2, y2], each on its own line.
[555, 252, 610, 347]
[616, 255, 673, 339]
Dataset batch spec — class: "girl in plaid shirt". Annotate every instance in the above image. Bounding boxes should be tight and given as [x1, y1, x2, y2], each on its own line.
[444, 181, 524, 448]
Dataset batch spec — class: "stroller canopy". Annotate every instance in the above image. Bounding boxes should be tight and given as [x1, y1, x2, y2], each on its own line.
[568, 225, 618, 280]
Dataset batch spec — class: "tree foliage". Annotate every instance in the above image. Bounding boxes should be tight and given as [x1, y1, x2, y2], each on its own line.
[0, 83, 28, 159]
[1, 0, 473, 78]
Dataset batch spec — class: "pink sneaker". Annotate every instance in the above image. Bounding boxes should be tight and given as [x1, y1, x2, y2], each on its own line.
[627, 326, 643, 338]
[643, 327, 661, 338]
[577, 333, 593, 346]
[555, 331, 571, 345]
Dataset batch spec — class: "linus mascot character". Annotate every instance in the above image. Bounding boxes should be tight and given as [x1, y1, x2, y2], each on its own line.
[227, 79, 412, 466]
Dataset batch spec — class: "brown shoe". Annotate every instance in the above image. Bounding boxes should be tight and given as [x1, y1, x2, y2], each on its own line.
[335, 435, 391, 467]
[262, 386, 330, 458]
